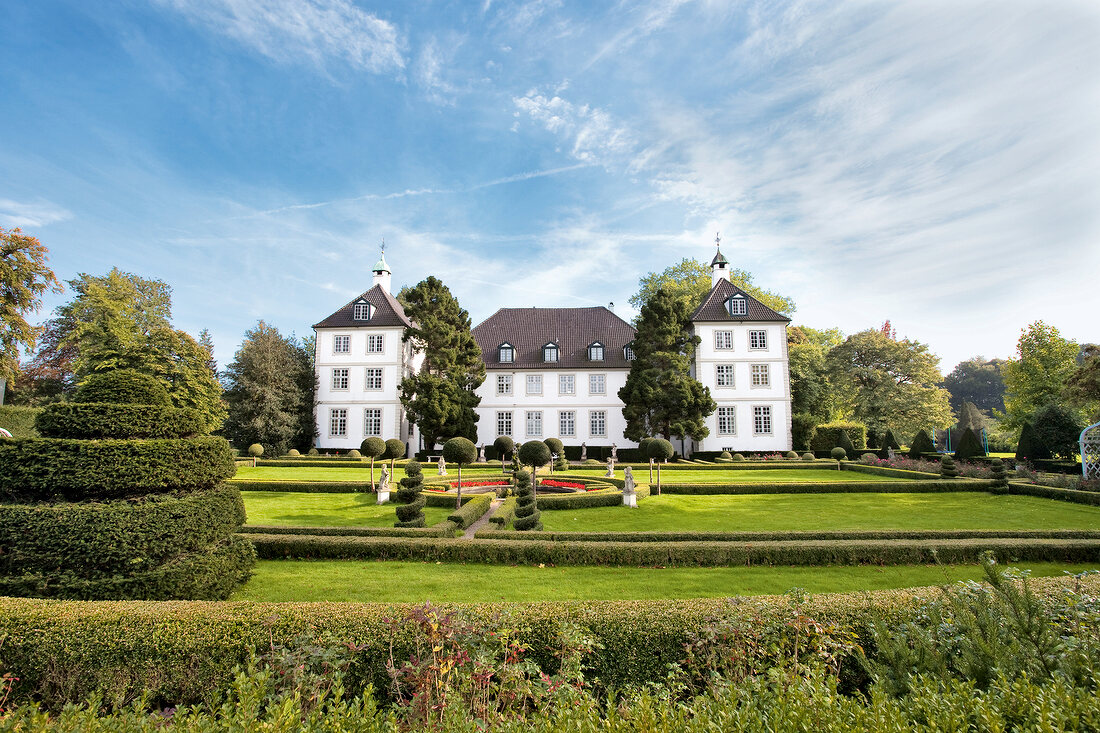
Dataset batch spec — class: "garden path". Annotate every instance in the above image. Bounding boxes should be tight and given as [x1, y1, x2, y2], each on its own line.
[463, 498, 503, 538]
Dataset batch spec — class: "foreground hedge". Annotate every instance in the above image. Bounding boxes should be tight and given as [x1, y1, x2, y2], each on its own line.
[839, 462, 940, 479]
[34, 402, 207, 439]
[447, 493, 493, 529]
[474, 528, 1100, 543]
[659, 479, 993, 495]
[1, 575, 1094, 709]
[231, 479, 370, 493]
[0, 437, 236, 501]
[0, 405, 41, 439]
[243, 533, 1100, 567]
[1010, 481, 1100, 506]
[0, 484, 245, 576]
[240, 522, 458, 538]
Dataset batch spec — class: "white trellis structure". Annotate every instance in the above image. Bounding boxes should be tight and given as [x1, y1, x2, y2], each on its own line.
[1082, 421, 1100, 480]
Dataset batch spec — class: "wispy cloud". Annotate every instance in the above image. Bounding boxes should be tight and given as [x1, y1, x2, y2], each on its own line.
[513, 91, 635, 163]
[0, 198, 73, 228]
[154, 0, 405, 74]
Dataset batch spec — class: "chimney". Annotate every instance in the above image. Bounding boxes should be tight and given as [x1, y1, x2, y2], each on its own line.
[608, 301, 615, 313]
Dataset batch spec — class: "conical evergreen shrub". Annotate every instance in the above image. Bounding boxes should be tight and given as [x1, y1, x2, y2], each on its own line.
[953, 427, 986, 461]
[512, 469, 542, 532]
[882, 429, 901, 451]
[836, 429, 856, 457]
[939, 454, 958, 478]
[866, 430, 879, 450]
[393, 460, 426, 528]
[909, 429, 935, 457]
[1015, 421, 1049, 461]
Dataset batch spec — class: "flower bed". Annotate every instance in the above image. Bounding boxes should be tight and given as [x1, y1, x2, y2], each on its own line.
[540, 479, 586, 491]
[447, 480, 509, 489]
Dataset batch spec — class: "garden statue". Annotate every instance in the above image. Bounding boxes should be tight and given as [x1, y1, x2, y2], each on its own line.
[622, 466, 637, 508]
[611, 444, 618, 461]
[477, 444, 486, 462]
[887, 447, 895, 459]
[438, 456, 447, 476]
[605, 456, 615, 477]
[581, 442, 587, 461]
[376, 467, 390, 504]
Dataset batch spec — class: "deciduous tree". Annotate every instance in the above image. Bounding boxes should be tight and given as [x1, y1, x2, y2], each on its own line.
[0, 228, 62, 382]
[1065, 344, 1100, 422]
[942, 357, 1007, 415]
[1000, 321, 1079, 431]
[629, 258, 795, 318]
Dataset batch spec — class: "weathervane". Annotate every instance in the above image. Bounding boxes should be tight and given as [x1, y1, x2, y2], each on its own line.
[715, 232, 721, 248]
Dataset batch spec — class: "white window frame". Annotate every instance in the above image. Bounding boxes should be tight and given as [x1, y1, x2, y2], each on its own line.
[589, 374, 606, 395]
[499, 343, 514, 363]
[726, 295, 747, 316]
[526, 374, 542, 395]
[716, 364, 735, 388]
[624, 345, 635, 361]
[363, 408, 382, 437]
[331, 368, 349, 391]
[559, 374, 575, 395]
[751, 364, 770, 388]
[496, 411, 513, 437]
[560, 410, 576, 437]
[714, 331, 733, 350]
[365, 367, 383, 391]
[749, 330, 768, 350]
[717, 407, 737, 435]
[497, 374, 513, 395]
[329, 408, 347, 437]
[543, 344, 559, 363]
[526, 410, 543, 437]
[353, 302, 372, 321]
[588, 342, 605, 361]
[366, 334, 384, 353]
[753, 405, 773, 435]
[333, 334, 351, 354]
[590, 410, 607, 437]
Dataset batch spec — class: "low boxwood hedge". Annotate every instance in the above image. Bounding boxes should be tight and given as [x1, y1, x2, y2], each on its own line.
[231, 480, 370, 493]
[34, 402, 207, 439]
[840, 462, 940, 479]
[473, 528, 1100, 543]
[0, 437, 236, 501]
[447, 493, 493, 529]
[242, 533, 1100, 567]
[659, 479, 994, 495]
[1009, 482, 1100, 506]
[0, 534, 255, 601]
[239, 522, 459, 538]
[0, 405, 41, 439]
[0, 484, 245, 576]
[489, 496, 517, 527]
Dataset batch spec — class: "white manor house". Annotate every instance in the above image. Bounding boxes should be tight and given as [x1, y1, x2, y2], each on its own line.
[312, 243, 793, 456]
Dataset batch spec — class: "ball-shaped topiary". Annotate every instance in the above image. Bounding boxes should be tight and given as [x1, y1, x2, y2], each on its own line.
[940, 454, 958, 479]
[861, 453, 877, 463]
[785, 451, 798, 459]
[518, 440, 551, 472]
[719, 450, 733, 461]
[802, 452, 815, 461]
[511, 469, 542, 531]
[384, 439, 406, 463]
[493, 435, 514, 459]
[347, 449, 362, 459]
[638, 438, 655, 458]
[543, 437, 564, 457]
[286, 449, 301, 457]
[360, 437, 386, 459]
[394, 460, 426, 528]
[73, 369, 171, 406]
[307, 447, 319, 456]
[247, 443, 264, 458]
[647, 439, 674, 494]
[830, 446, 847, 460]
[732, 453, 745, 462]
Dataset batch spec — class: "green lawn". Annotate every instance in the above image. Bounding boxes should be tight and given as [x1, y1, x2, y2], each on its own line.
[232, 560, 1099, 603]
[235, 465, 509, 482]
[242, 492, 453, 527]
[538, 493, 1100, 533]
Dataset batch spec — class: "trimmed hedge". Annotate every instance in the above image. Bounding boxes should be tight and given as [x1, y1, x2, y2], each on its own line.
[0, 535, 255, 601]
[34, 402, 207, 439]
[73, 369, 171, 406]
[0, 437, 236, 501]
[810, 422, 867, 452]
[840, 462, 940, 479]
[659, 479, 994, 495]
[0, 405, 41, 439]
[244, 533, 1100, 567]
[474, 528, 1100, 543]
[489, 496, 517, 527]
[537, 489, 626, 510]
[239, 522, 458, 538]
[447, 493, 493, 529]
[232, 480, 371, 493]
[1009, 481, 1100, 507]
[0, 484, 245, 576]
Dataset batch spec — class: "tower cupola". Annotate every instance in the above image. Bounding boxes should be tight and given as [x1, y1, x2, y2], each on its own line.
[372, 242, 391, 293]
[710, 233, 730, 287]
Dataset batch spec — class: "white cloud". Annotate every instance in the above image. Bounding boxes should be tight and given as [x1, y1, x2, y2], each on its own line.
[0, 199, 73, 229]
[513, 91, 635, 163]
[154, 0, 405, 74]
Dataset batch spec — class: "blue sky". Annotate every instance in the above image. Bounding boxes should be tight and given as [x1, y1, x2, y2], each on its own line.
[2, 0, 1098, 372]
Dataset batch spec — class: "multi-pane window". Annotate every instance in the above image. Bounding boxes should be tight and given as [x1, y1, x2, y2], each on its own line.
[363, 408, 382, 436]
[526, 410, 543, 437]
[588, 342, 604, 361]
[543, 344, 558, 363]
[333, 335, 351, 353]
[716, 364, 735, 387]
[717, 407, 736, 435]
[499, 343, 514, 363]
[725, 295, 747, 316]
[365, 368, 383, 390]
[353, 302, 372, 320]
[749, 330, 767, 350]
[366, 335, 384, 353]
[527, 375, 542, 395]
[497, 411, 512, 437]
[714, 331, 733, 350]
[497, 374, 513, 395]
[560, 410, 576, 437]
[332, 368, 349, 390]
[589, 374, 606, 395]
[751, 364, 770, 387]
[753, 406, 772, 435]
[624, 345, 635, 361]
[559, 374, 575, 395]
[590, 410, 607, 437]
[329, 408, 347, 436]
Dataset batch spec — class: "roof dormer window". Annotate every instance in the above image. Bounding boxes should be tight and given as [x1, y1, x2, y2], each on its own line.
[353, 301, 373, 321]
[725, 294, 747, 316]
[588, 341, 605, 362]
[624, 343, 635, 361]
[499, 342, 514, 363]
[543, 342, 559, 363]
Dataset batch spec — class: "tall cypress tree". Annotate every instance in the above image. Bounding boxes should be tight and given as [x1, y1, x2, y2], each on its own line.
[618, 288, 715, 442]
[398, 277, 485, 448]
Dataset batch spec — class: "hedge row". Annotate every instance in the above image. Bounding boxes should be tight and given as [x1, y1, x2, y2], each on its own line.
[0, 535, 255, 601]
[659, 479, 994, 495]
[839, 462, 940, 479]
[243, 533, 1100, 567]
[231, 480, 371, 493]
[489, 496, 517, 527]
[0, 437, 236, 501]
[34, 402, 207, 439]
[536, 488, 625, 510]
[256, 459, 394, 468]
[447, 493, 493, 529]
[473, 528, 1100, 543]
[1009, 482, 1100, 507]
[239, 522, 458, 538]
[0, 405, 41, 439]
[0, 484, 245, 576]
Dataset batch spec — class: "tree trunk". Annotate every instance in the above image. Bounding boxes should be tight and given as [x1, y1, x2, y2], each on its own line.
[456, 464, 463, 510]
[656, 462, 661, 496]
[648, 458, 653, 483]
[370, 458, 375, 490]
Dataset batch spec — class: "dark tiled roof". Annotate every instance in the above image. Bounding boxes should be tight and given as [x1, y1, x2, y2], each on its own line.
[312, 285, 413, 329]
[691, 278, 791, 323]
[472, 307, 636, 370]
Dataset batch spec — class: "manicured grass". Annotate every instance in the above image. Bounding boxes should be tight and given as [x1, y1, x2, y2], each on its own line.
[232, 559, 1099, 603]
[242, 492, 453, 528]
[538, 493, 1100, 533]
[235, 465, 510, 483]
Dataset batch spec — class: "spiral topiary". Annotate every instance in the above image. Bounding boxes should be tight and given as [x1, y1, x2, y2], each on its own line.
[393, 460, 426, 528]
[940, 454, 958, 479]
[989, 457, 1009, 494]
[512, 468, 542, 531]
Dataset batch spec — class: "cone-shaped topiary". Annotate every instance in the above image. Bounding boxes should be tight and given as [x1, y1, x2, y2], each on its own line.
[953, 427, 986, 461]
[866, 430, 879, 450]
[836, 429, 855, 457]
[909, 429, 935, 457]
[393, 460, 426, 528]
[940, 454, 958, 478]
[882, 429, 901, 451]
[512, 468, 542, 531]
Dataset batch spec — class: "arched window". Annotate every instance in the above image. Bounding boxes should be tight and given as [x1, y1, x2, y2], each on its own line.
[498, 342, 514, 363]
[624, 343, 635, 361]
[588, 341, 605, 361]
[353, 301, 373, 320]
[543, 343, 559, 363]
[725, 294, 747, 316]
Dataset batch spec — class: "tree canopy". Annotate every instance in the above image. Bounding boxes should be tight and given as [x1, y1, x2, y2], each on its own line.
[1065, 343, 1100, 423]
[628, 258, 795, 319]
[0, 227, 62, 382]
[942, 357, 1007, 415]
[787, 326, 844, 419]
[1000, 321, 1079, 431]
